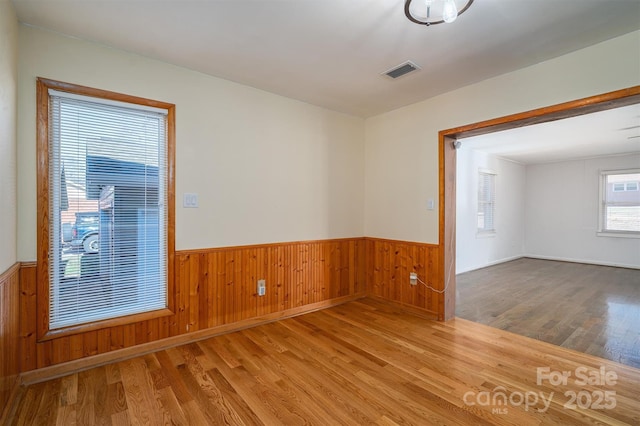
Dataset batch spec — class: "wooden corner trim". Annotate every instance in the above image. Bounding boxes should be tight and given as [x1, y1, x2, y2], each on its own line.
[363, 236, 439, 248]
[0, 262, 20, 285]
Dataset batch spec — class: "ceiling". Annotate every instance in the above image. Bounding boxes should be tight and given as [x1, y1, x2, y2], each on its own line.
[459, 103, 640, 164]
[11, 0, 640, 118]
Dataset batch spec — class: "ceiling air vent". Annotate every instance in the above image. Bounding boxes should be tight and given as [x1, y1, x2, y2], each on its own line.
[382, 61, 421, 79]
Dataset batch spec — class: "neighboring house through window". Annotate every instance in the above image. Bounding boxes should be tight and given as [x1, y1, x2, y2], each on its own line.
[612, 181, 639, 192]
[37, 78, 175, 336]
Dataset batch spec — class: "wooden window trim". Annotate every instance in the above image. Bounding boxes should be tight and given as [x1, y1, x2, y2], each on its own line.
[36, 77, 176, 340]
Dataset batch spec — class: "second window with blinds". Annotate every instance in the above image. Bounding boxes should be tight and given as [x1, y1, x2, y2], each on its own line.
[37, 78, 175, 335]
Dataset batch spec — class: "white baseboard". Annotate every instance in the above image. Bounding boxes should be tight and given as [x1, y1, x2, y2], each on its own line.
[457, 254, 640, 274]
[456, 255, 525, 274]
[524, 254, 640, 270]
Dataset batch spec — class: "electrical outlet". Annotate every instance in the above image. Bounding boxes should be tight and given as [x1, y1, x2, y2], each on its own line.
[409, 272, 418, 286]
[257, 279, 266, 296]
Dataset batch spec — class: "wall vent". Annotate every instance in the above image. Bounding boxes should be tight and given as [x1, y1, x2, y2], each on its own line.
[382, 61, 421, 79]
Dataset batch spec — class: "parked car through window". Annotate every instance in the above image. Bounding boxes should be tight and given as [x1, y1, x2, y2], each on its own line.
[70, 211, 100, 253]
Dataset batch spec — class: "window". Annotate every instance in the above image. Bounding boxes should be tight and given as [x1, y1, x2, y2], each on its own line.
[599, 170, 640, 235]
[477, 170, 496, 234]
[37, 78, 175, 335]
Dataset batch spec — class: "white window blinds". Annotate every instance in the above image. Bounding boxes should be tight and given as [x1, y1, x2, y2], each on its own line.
[48, 89, 168, 330]
[477, 170, 496, 233]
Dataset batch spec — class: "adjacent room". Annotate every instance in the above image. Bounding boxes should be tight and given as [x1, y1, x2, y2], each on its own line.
[455, 105, 640, 368]
[1, 0, 639, 424]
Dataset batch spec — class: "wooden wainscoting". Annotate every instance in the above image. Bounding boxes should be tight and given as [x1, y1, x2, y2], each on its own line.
[365, 238, 440, 318]
[176, 238, 366, 329]
[0, 263, 21, 422]
[18, 263, 37, 373]
[18, 238, 366, 373]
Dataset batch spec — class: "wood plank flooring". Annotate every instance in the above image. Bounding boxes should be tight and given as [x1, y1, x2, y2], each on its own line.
[456, 258, 640, 368]
[8, 298, 640, 425]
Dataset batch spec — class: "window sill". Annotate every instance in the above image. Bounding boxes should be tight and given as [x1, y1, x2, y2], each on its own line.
[38, 307, 175, 342]
[596, 231, 640, 239]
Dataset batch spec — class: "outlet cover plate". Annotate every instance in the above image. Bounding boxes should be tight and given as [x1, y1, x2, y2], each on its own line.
[257, 279, 266, 296]
[409, 272, 418, 286]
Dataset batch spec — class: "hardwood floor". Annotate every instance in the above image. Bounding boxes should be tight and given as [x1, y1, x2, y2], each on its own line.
[456, 258, 640, 368]
[8, 298, 640, 425]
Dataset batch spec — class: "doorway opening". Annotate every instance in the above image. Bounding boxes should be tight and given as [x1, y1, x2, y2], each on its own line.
[437, 86, 640, 321]
[437, 86, 640, 366]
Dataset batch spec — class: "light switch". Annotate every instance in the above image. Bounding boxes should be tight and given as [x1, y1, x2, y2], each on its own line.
[427, 198, 435, 210]
[183, 193, 199, 208]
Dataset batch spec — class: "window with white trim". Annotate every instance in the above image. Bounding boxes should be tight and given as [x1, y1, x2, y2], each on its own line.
[600, 170, 640, 235]
[477, 170, 496, 233]
[38, 79, 175, 332]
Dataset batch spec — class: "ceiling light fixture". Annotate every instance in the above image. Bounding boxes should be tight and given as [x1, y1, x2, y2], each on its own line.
[405, 0, 474, 26]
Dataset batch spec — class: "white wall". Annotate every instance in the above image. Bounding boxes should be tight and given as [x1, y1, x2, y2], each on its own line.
[526, 154, 640, 269]
[0, 1, 18, 272]
[456, 150, 639, 272]
[364, 31, 640, 244]
[15, 26, 640, 262]
[17, 26, 365, 260]
[456, 149, 526, 273]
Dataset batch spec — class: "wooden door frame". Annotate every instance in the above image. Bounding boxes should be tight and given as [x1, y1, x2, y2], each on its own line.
[438, 86, 640, 321]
